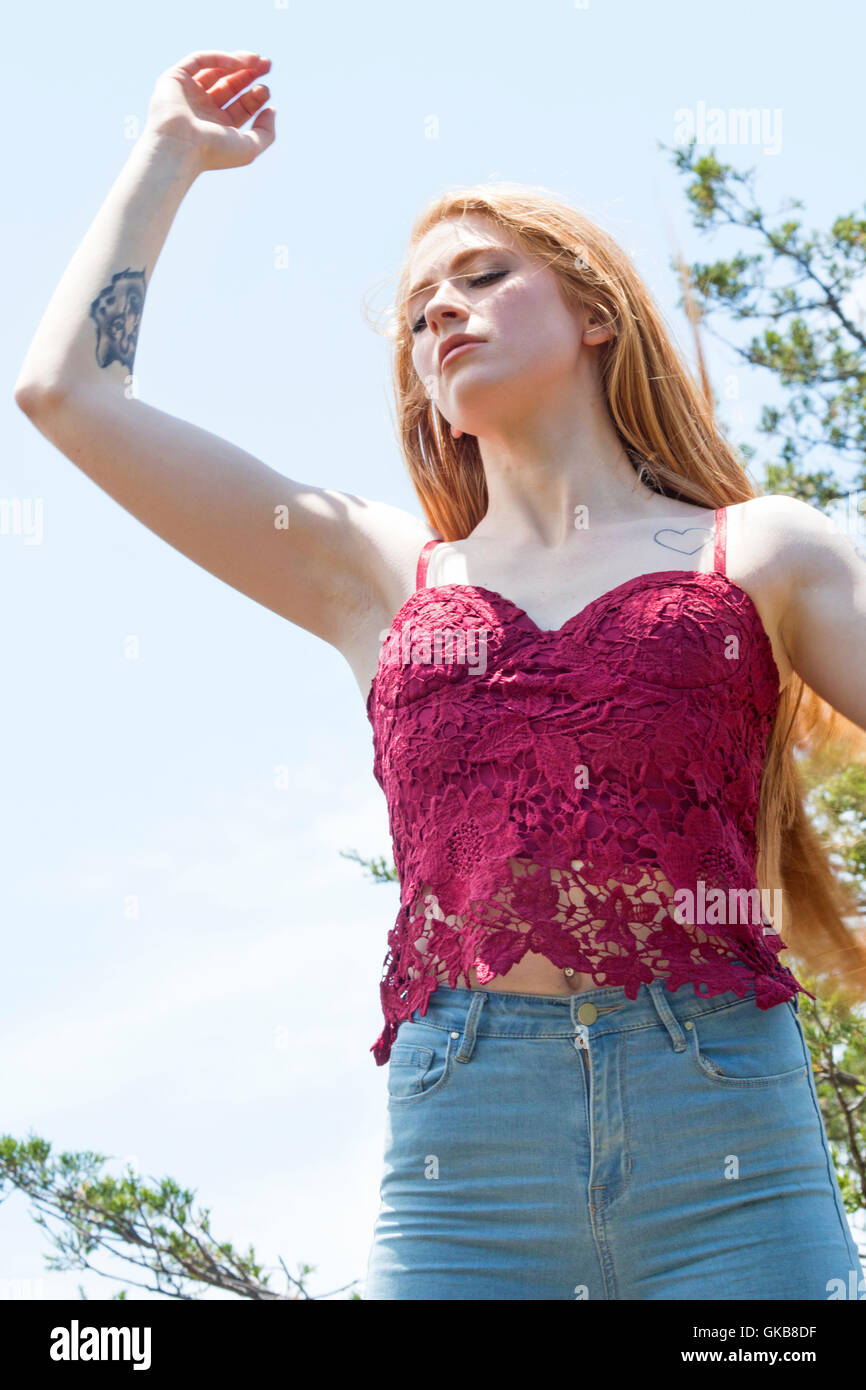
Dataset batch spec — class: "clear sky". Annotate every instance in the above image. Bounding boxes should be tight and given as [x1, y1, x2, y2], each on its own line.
[4, 0, 865, 1299]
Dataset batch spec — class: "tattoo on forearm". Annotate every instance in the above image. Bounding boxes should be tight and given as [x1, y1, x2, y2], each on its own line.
[89, 267, 146, 371]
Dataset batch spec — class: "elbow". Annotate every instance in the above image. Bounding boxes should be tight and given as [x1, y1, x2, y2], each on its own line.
[13, 379, 67, 417]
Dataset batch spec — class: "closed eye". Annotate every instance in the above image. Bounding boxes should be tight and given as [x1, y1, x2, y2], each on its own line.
[411, 270, 508, 335]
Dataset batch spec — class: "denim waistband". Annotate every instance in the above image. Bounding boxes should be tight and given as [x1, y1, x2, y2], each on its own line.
[410, 976, 800, 1064]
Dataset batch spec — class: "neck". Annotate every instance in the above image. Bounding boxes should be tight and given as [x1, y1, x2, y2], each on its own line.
[468, 390, 662, 550]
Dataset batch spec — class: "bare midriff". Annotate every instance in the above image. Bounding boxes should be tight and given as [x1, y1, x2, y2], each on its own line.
[457, 952, 670, 996]
[414, 862, 677, 997]
[465, 953, 600, 995]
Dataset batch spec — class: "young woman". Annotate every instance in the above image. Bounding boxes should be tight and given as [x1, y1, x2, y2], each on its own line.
[15, 49, 866, 1301]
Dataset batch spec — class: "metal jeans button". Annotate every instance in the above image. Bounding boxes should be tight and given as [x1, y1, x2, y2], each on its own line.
[577, 1002, 598, 1025]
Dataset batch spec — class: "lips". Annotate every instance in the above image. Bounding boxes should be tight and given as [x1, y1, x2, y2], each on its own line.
[438, 334, 484, 369]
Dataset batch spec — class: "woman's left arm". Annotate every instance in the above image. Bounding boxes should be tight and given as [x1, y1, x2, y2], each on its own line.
[775, 495, 866, 732]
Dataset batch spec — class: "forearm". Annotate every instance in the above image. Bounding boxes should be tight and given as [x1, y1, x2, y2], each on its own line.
[14, 132, 202, 404]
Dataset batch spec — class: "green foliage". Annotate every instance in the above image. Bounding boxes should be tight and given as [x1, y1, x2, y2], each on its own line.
[794, 983, 866, 1216]
[806, 761, 866, 886]
[339, 847, 399, 883]
[0, 1135, 360, 1300]
[662, 138, 866, 505]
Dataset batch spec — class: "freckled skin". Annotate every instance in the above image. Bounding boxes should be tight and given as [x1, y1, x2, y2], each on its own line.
[89, 267, 147, 370]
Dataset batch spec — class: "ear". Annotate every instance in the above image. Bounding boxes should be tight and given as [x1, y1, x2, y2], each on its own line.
[582, 313, 615, 346]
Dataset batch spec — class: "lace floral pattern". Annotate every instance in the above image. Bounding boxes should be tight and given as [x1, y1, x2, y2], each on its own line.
[365, 516, 812, 1066]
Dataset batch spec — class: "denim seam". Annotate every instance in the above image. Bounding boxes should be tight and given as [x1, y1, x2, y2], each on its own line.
[587, 1194, 618, 1300]
[610, 1035, 633, 1206]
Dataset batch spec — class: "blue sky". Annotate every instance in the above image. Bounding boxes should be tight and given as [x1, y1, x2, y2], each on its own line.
[4, 0, 865, 1299]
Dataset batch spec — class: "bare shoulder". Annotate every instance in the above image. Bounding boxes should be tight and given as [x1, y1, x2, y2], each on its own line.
[742, 491, 837, 535]
[738, 493, 852, 590]
[728, 493, 862, 690]
[724, 495, 813, 690]
[732, 493, 833, 595]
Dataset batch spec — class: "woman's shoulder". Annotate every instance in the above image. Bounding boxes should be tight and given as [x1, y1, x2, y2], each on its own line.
[735, 493, 845, 574]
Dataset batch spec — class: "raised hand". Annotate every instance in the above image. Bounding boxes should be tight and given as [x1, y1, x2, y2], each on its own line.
[144, 49, 276, 172]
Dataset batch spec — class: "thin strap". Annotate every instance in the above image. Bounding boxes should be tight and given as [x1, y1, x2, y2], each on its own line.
[416, 538, 442, 589]
[713, 507, 727, 576]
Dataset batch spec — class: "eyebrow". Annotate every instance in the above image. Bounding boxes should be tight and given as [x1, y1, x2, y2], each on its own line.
[405, 245, 514, 311]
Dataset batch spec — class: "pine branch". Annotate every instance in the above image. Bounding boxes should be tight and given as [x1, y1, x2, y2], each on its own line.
[0, 1135, 360, 1300]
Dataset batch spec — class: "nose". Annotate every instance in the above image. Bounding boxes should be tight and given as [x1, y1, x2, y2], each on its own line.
[423, 279, 468, 337]
[426, 306, 462, 344]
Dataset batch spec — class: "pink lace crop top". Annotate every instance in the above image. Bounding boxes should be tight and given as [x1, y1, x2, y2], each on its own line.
[365, 506, 812, 1066]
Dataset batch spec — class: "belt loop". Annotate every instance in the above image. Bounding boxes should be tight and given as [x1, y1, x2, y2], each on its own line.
[646, 979, 689, 1052]
[454, 990, 486, 1063]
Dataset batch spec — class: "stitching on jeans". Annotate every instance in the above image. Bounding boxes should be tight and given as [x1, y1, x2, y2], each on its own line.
[686, 1014, 809, 1088]
[386, 1032, 457, 1106]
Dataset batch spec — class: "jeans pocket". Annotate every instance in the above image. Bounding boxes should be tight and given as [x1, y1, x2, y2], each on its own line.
[386, 1023, 455, 1105]
[687, 996, 810, 1088]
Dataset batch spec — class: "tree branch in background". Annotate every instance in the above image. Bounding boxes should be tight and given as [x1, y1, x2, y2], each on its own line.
[662, 137, 866, 507]
[0, 1136, 361, 1300]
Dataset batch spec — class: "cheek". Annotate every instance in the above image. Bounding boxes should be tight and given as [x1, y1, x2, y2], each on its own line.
[520, 297, 581, 370]
[503, 306, 577, 376]
[411, 343, 435, 394]
[499, 281, 572, 347]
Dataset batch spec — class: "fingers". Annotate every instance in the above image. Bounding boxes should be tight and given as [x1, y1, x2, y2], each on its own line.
[195, 54, 271, 89]
[187, 52, 271, 112]
[204, 68, 270, 111]
[237, 107, 277, 159]
[221, 83, 271, 127]
[176, 50, 270, 78]
[193, 66, 229, 89]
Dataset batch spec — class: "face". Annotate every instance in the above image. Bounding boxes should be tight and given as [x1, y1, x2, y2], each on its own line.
[404, 214, 609, 437]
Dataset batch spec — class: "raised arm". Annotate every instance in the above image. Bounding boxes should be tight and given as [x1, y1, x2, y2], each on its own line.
[13, 49, 427, 659]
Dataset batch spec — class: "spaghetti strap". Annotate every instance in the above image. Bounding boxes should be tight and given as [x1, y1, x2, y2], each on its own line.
[713, 507, 727, 576]
[416, 538, 442, 590]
